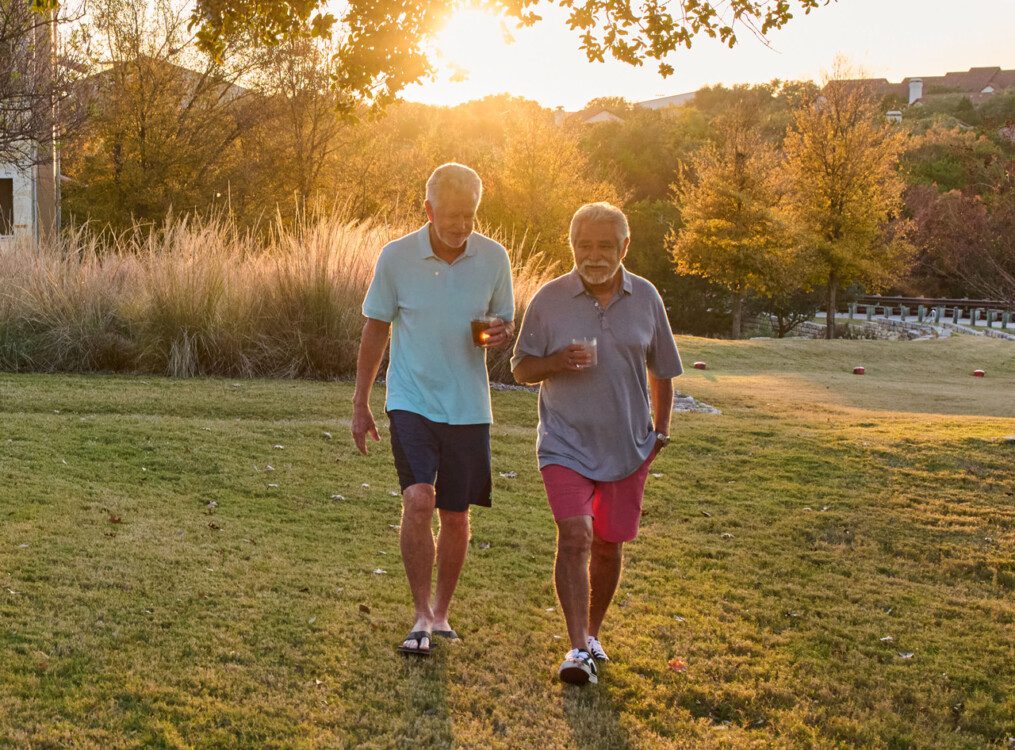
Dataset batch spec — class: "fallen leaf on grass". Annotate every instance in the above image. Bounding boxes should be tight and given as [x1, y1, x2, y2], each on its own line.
[673, 615, 686, 623]
[372, 568, 387, 575]
[322, 432, 333, 440]
[898, 652, 914, 659]
[315, 678, 324, 686]
[388, 490, 399, 497]
[206, 501, 218, 509]
[108, 514, 122, 524]
[651, 473, 663, 479]
[880, 636, 894, 643]
[701, 511, 712, 517]
[308, 617, 317, 625]
[18, 543, 29, 549]
[358, 603, 371, 614]
[330, 494, 344, 501]
[478, 542, 491, 550]
[268, 483, 280, 489]
[208, 522, 221, 531]
[361, 483, 370, 489]
[388, 524, 400, 530]
[265, 464, 275, 472]
[720, 532, 734, 539]
[498, 471, 518, 479]
[802, 507, 813, 512]
[545, 607, 555, 612]
[273, 444, 285, 450]
[668, 657, 688, 673]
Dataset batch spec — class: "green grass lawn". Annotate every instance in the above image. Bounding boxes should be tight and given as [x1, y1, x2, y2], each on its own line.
[2, 336, 1013, 749]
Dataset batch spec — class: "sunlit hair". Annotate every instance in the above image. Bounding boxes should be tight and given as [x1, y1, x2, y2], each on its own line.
[569, 202, 630, 249]
[426, 163, 483, 209]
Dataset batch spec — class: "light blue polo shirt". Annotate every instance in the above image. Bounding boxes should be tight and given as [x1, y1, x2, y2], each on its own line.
[362, 224, 514, 425]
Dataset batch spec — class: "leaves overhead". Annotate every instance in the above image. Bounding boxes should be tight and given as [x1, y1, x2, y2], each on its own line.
[188, 0, 832, 107]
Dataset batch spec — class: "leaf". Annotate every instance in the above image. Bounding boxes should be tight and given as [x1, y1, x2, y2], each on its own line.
[322, 432, 333, 440]
[361, 483, 370, 489]
[273, 444, 284, 449]
[372, 568, 387, 575]
[358, 603, 371, 614]
[898, 651, 914, 659]
[880, 636, 894, 643]
[668, 657, 689, 672]
[208, 522, 221, 530]
[498, 471, 518, 479]
[108, 514, 122, 524]
[330, 494, 344, 501]
[268, 483, 280, 488]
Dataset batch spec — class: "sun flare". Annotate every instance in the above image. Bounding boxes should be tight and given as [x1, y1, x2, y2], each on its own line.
[430, 8, 519, 86]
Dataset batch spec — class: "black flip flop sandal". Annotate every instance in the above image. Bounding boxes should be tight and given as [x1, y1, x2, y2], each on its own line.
[397, 630, 432, 656]
[432, 629, 461, 642]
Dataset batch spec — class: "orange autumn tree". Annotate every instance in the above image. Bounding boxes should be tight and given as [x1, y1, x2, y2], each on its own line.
[782, 76, 912, 339]
[669, 115, 795, 338]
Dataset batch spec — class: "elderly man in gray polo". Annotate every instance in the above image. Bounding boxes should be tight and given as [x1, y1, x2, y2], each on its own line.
[511, 202, 682, 685]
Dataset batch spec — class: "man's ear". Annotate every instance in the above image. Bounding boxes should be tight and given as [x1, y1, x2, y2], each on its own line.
[424, 199, 435, 223]
[620, 236, 631, 262]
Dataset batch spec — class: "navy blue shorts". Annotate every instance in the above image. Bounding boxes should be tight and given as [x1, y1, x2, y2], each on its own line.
[387, 410, 492, 512]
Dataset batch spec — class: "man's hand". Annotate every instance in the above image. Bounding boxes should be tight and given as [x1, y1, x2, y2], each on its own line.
[351, 402, 380, 455]
[553, 343, 593, 373]
[483, 318, 514, 349]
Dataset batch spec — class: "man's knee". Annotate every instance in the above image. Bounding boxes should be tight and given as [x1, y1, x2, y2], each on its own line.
[557, 518, 593, 557]
[591, 536, 623, 562]
[402, 484, 435, 520]
[438, 508, 470, 534]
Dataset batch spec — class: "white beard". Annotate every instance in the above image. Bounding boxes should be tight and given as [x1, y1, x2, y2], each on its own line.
[578, 261, 621, 286]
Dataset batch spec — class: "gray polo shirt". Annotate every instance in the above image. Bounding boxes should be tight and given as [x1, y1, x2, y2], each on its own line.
[511, 267, 682, 481]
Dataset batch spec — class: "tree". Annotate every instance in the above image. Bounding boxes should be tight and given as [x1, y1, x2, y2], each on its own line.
[906, 182, 1015, 301]
[1, 0, 85, 165]
[782, 77, 912, 339]
[185, 0, 830, 110]
[62, 0, 266, 228]
[669, 114, 793, 338]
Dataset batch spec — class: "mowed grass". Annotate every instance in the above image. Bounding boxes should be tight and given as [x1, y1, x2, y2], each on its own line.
[1, 336, 1013, 749]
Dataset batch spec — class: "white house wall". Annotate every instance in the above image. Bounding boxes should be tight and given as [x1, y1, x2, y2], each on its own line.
[0, 158, 36, 244]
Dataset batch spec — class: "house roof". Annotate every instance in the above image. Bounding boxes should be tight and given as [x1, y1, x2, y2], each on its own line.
[832, 67, 1015, 101]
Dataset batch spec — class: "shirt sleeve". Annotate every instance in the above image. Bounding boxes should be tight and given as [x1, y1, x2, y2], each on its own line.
[647, 288, 683, 378]
[361, 247, 397, 322]
[510, 294, 548, 370]
[489, 247, 515, 322]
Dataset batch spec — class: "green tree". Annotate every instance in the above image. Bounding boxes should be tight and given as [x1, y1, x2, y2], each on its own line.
[782, 78, 912, 339]
[669, 117, 791, 338]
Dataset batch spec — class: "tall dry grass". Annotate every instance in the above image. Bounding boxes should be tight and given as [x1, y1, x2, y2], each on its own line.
[0, 215, 556, 381]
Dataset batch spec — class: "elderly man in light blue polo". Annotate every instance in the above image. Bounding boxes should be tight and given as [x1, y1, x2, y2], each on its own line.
[351, 163, 514, 657]
[512, 202, 682, 685]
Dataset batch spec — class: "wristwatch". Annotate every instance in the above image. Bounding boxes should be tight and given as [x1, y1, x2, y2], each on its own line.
[654, 432, 671, 449]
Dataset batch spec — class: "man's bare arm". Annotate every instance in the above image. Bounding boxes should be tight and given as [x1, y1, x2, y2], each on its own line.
[512, 345, 589, 385]
[351, 318, 391, 455]
[649, 372, 674, 436]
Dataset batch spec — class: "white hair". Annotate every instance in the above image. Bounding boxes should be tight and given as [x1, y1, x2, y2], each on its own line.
[569, 202, 630, 249]
[425, 163, 483, 208]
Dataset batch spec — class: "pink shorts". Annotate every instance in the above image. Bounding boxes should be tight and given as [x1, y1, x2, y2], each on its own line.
[540, 449, 658, 543]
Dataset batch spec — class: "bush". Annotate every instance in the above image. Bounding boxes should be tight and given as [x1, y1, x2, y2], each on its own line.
[0, 215, 554, 381]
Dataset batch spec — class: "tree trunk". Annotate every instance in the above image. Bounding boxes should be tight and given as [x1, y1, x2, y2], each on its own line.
[825, 271, 838, 340]
[732, 293, 745, 339]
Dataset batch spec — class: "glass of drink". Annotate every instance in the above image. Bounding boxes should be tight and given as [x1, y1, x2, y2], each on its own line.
[471, 316, 498, 347]
[571, 337, 598, 369]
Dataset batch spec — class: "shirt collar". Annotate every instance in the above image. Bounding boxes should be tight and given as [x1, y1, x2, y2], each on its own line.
[567, 265, 633, 297]
[418, 223, 476, 261]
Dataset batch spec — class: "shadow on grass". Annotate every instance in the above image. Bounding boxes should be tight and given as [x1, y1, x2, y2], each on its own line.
[395, 647, 454, 747]
[562, 677, 632, 750]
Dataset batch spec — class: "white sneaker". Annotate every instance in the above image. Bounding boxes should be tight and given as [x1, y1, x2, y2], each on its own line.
[558, 648, 598, 685]
[586, 636, 609, 661]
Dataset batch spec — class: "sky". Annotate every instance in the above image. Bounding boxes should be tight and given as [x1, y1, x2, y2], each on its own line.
[399, 0, 1015, 110]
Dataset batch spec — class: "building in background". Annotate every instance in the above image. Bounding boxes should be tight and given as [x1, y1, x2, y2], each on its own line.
[0, 4, 60, 246]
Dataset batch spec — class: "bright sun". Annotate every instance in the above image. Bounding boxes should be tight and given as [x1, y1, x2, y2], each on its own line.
[430, 8, 518, 86]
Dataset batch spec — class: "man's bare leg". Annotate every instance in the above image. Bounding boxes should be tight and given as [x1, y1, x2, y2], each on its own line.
[431, 508, 470, 632]
[589, 534, 623, 638]
[554, 515, 593, 651]
[399, 483, 436, 650]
